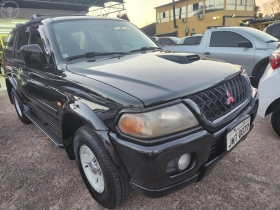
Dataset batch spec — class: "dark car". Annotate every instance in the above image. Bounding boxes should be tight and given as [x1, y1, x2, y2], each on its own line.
[264, 22, 280, 39]
[156, 36, 180, 46]
[3, 15, 258, 209]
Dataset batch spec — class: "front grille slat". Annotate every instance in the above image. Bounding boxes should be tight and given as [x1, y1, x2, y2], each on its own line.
[188, 75, 248, 122]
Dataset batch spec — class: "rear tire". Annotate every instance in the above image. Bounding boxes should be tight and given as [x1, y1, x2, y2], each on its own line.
[271, 104, 280, 137]
[73, 125, 132, 209]
[11, 88, 31, 124]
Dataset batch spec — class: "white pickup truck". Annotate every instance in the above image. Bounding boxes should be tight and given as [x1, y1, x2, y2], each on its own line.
[163, 27, 280, 87]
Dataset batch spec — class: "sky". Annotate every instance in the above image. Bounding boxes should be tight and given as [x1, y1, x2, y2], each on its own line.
[106, 0, 270, 28]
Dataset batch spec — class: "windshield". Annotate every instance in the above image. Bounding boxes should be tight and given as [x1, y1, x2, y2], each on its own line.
[238, 27, 279, 42]
[52, 19, 158, 59]
[169, 37, 180, 43]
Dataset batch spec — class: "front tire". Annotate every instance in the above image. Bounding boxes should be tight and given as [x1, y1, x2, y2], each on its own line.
[271, 104, 280, 137]
[11, 88, 31, 124]
[74, 125, 132, 209]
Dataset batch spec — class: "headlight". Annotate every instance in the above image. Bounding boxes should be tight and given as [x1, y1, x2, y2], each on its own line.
[118, 104, 199, 139]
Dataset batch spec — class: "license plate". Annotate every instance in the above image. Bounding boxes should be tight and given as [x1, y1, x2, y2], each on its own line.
[226, 117, 251, 151]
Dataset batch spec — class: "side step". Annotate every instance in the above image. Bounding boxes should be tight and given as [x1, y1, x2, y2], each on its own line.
[25, 111, 64, 148]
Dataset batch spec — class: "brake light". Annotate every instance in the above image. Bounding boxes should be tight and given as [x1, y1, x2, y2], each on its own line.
[269, 51, 280, 70]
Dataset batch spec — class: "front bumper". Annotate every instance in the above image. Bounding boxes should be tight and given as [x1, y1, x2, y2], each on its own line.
[109, 96, 258, 198]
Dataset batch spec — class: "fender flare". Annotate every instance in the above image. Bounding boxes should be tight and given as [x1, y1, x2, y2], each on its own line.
[61, 101, 130, 181]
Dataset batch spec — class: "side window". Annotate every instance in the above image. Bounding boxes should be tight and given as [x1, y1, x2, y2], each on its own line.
[210, 31, 250, 47]
[184, 37, 197, 45]
[16, 28, 29, 59]
[4, 32, 15, 60]
[29, 26, 47, 71]
[271, 26, 280, 38]
[161, 38, 168, 45]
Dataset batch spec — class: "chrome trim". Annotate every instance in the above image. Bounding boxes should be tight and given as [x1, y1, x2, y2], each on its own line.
[213, 100, 248, 124]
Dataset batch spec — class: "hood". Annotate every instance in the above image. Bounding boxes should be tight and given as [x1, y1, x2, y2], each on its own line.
[267, 42, 280, 49]
[67, 52, 240, 107]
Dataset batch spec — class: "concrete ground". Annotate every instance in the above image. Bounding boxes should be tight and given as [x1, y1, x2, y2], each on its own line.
[0, 90, 280, 210]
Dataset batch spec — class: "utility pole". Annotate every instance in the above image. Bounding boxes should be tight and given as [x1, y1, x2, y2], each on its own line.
[172, 0, 177, 28]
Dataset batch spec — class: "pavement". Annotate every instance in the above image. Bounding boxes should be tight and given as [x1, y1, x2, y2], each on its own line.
[0, 90, 280, 210]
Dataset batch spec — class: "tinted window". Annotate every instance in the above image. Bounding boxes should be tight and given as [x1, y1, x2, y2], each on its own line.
[210, 31, 250, 47]
[4, 33, 15, 59]
[161, 38, 168, 45]
[16, 28, 29, 59]
[238, 27, 279, 42]
[271, 25, 280, 38]
[29, 26, 46, 70]
[184, 36, 200, 45]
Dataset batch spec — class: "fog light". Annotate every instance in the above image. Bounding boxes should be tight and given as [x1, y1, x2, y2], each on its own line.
[178, 153, 191, 171]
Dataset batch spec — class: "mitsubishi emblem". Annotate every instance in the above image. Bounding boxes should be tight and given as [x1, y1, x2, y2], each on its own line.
[227, 91, 235, 105]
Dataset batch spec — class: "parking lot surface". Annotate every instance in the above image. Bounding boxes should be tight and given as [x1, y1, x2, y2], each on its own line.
[1, 90, 280, 210]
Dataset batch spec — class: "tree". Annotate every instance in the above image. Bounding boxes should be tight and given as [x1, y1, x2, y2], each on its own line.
[254, 6, 260, 18]
[117, 12, 130, 21]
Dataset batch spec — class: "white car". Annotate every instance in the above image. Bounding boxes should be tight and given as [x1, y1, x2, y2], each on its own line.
[257, 49, 280, 137]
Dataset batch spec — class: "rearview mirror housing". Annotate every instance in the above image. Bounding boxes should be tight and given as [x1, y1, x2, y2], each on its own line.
[21, 44, 46, 69]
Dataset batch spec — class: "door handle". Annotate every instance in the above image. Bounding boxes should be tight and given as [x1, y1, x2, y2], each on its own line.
[204, 52, 210, 55]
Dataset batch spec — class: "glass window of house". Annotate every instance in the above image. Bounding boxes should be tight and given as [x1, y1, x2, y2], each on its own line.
[226, 0, 236, 10]
[170, 6, 187, 20]
[236, 0, 245, 10]
[205, 0, 224, 13]
[246, 0, 254, 11]
[187, 2, 203, 17]
[156, 11, 169, 23]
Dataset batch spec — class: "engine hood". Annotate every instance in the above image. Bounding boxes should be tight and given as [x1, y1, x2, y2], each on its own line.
[67, 52, 241, 107]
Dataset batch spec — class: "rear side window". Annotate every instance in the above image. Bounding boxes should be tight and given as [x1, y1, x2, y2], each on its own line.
[4, 33, 15, 59]
[15, 28, 30, 59]
[184, 36, 200, 45]
[271, 25, 280, 38]
[210, 31, 250, 47]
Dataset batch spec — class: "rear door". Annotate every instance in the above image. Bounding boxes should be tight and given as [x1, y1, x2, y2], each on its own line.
[203, 31, 255, 72]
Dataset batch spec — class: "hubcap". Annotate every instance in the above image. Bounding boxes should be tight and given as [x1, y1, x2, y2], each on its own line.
[14, 95, 22, 117]
[79, 145, 105, 193]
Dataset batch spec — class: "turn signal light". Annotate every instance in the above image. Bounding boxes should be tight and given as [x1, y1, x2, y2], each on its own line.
[269, 51, 280, 70]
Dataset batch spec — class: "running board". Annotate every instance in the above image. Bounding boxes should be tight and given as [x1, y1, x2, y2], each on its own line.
[25, 111, 64, 148]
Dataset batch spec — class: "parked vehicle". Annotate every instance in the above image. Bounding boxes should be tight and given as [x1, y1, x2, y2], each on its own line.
[257, 49, 280, 137]
[163, 27, 280, 87]
[177, 34, 203, 46]
[156, 36, 180, 46]
[263, 22, 280, 39]
[4, 15, 258, 209]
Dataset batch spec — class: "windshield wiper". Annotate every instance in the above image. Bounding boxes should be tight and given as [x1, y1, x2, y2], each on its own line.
[130, 47, 162, 53]
[65, 51, 128, 61]
[266, 40, 279, 43]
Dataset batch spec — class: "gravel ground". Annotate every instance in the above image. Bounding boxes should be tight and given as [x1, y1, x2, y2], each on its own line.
[1, 90, 280, 210]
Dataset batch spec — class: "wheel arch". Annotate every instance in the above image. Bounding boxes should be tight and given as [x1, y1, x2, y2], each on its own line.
[265, 98, 280, 116]
[252, 57, 269, 78]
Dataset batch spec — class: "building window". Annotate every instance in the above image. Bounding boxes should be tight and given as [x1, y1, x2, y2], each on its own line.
[246, 0, 254, 11]
[236, 0, 245, 10]
[205, 0, 224, 13]
[188, 2, 203, 17]
[157, 11, 170, 23]
[170, 6, 187, 20]
[226, 0, 236, 10]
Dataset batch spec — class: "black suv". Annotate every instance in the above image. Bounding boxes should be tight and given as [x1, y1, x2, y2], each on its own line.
[3, 15, 258, 209]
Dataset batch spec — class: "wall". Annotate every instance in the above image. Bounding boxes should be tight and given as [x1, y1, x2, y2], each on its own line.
[155, 0, 254, 38]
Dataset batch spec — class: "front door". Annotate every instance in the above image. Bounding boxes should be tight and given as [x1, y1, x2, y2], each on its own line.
[24, 25, 60, 134]
[203, 31, 255, 74]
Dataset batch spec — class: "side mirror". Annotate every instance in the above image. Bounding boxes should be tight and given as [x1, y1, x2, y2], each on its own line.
[238, 41, 253, 48]
[21, 44, 46, 69]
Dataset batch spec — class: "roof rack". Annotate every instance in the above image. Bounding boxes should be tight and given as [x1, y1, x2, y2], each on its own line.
[31, 13, 87, 20]
[206, 26, 224, 29]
